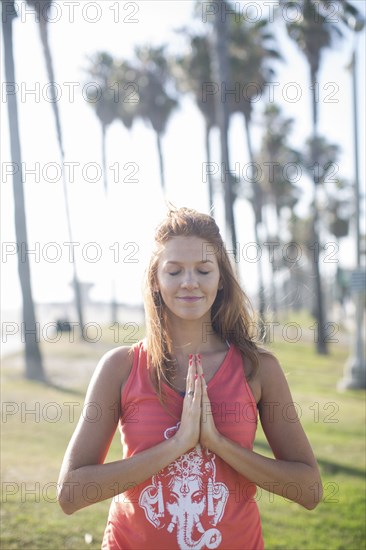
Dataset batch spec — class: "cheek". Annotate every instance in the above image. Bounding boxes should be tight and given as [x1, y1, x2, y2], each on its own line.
[158, 274, 176, 294]
[207, 274, 221, 290]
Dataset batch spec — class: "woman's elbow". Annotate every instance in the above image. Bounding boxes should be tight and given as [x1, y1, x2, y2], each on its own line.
[58, 498, 75, 515]
[57, 476, 79, 515]
[302, 476, 323, 510]
[57, 489, 77, 515]
[302, 496, 321, 511]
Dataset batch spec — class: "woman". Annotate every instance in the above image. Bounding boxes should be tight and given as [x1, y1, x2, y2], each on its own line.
[57, 207, 322, 549]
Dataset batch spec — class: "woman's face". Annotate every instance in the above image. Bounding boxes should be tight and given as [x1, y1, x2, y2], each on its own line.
[156, 236, 222, 323]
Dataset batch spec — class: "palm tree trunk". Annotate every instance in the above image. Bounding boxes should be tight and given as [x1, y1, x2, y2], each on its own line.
[36, 15, 85, 339]
[212, 0, 238, 258]
[101, 123, 118, 323]
[205, 122, 214, 213]
[270, 248, 279, 322]
[2, 0, 46, 381]
[102, 124, 108, 194]
[310, 66, 327, 354]
[263, 198, 279, 322]
[310, 68, 318, 136]
[244, 114, 266, 330]
[267, 153, 281, 322]
[156, 132, 165, 193]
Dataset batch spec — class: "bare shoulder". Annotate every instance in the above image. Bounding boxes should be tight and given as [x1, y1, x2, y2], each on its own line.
[243, 349, 283, 405]
[100, 344, 134, 365]
[257, 349, 285, 389]
[256, 348, 293, 407]
[77, 344, 136, 428]
[84, 345, 135, 401]
[95, 345, 134, 384]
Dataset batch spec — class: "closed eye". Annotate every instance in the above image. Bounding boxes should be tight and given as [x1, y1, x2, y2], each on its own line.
[168, 271, 210, 276]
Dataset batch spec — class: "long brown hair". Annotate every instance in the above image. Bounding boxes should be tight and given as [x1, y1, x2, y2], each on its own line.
[143, 207, 264, 404]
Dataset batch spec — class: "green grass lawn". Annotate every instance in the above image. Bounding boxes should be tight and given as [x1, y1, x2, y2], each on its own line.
[1, 319, 365, 549]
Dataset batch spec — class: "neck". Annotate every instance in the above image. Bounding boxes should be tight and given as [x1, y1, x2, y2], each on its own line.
[166, 314, 225, 357]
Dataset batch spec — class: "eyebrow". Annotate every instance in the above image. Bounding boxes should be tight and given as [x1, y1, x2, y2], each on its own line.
[165, 260, 214, 265]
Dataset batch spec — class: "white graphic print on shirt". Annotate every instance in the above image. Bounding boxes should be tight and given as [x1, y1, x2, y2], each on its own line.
[139, 422, 229, 550]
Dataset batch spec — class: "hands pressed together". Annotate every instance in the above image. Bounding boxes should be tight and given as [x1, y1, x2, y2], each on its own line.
[176, 354, 221, 453]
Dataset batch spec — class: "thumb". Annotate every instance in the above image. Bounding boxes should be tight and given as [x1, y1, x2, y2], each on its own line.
[201, 375, 209, 404]
[195, 354, 207, 400]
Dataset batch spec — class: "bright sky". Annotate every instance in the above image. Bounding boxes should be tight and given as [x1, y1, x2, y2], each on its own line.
[1, 0, 365, 313]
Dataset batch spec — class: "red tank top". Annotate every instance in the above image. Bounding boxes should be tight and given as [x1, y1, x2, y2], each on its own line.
[101, 340, 264, 550]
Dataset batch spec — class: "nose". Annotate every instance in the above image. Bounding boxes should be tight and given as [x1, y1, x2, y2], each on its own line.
[181, 271, 199, 289]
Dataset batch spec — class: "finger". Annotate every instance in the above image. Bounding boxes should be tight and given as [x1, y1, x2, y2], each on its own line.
[193, 371, 201, 401]
[195, 354, 204, 377]
[195, 354, 206, 398]
[190, 356, 198, 396]
[186, 354, 195, 397]
[193, 355, 201, 395]
[200, 372, 208, 397]
[197, 357, 208, 401]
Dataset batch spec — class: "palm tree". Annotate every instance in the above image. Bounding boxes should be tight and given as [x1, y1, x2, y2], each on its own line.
[84, 52, 119, 323]
[2, 0, 45, 381]
[84, 53, 137, 323]
[279, 0, 364, 352]
[112, 59, 138, 132]
[227, 9, 281, 326]
[84, 52, 118, 194]
[172, 33, 217, 212]
[188, 1, 238, 253]
[300, 135, 343, 323]
[333, 0, 366, 390]
[134, 45, 178, 194]
[279, 0, 344, 134]
[184, 1, 280, 318]
[316, 1, 363, 34]
[210, 0, 239, 261]
[259, 106, 301, 222]
[256, 104, 302, 319]
[313, 8, 359, 247]
[286, 214, 314, 311]
[26, 0, 85, 339]
[285, 135, 350, 319]
[325, 178, 352, 241]
[85, 53, 137, 191]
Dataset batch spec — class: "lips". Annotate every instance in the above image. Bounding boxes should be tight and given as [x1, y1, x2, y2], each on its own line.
[177, 296, 203, 302]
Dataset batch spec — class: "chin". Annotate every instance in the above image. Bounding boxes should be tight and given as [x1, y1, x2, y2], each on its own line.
[172, 309, 211, 322]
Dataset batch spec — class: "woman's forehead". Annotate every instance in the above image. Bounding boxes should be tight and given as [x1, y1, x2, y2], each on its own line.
[159, 236, 219, 263]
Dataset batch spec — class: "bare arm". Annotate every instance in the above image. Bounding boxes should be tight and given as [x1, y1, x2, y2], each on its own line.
[198, 353, 323, 510]
[57, 347, 201, 514]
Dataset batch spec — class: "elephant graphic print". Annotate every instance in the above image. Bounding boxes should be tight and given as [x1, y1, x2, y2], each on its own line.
[139, 423, 229, 550]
